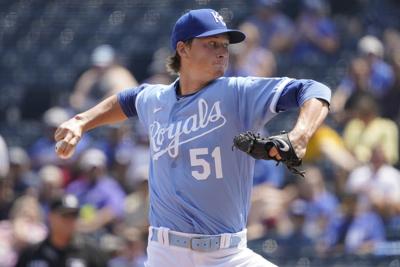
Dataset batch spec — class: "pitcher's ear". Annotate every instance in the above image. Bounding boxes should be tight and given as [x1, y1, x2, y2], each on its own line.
[176, 41, 189, 58]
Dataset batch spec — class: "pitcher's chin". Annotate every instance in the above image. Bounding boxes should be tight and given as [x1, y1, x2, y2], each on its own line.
[212, 67, 226, 78]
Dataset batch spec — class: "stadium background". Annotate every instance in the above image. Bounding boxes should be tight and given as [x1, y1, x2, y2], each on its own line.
[0, 0, 400, 266]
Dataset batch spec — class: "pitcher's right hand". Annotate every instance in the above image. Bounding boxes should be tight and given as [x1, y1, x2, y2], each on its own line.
[54, 116, 84, 159]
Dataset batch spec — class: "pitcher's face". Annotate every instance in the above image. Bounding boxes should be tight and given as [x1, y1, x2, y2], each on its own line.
[185, 34, 230, 79]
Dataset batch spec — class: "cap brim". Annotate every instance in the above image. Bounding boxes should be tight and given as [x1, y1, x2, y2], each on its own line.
[195, 29, 246, 44]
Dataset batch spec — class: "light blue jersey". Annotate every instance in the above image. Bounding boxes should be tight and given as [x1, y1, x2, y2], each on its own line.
[118, 76, 331, 235]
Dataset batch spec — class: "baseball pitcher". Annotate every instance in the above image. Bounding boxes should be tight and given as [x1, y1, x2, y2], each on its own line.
[55, 9, 330, 267]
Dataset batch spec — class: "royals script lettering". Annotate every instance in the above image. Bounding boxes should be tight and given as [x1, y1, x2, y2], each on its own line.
[149, 99, 226, 160]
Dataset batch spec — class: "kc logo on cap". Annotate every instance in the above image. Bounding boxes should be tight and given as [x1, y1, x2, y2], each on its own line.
[170, 8, 245, 50]
[210, 11, 226, 26]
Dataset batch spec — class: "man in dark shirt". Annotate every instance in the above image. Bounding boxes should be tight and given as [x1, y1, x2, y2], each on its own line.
[16, 194, 108, 267]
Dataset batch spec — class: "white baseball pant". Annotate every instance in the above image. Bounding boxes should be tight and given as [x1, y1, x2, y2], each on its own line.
[145, 227, 278, 267]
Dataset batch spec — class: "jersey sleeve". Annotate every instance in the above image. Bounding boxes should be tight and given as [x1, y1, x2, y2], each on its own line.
[117, 84, 148, 117]
[235, 77, 331, 130]
[276, 79, 331, 112]
[235, 76, 293, 130]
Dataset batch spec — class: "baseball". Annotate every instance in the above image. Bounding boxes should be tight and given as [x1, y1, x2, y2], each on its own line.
[55, 140, 75, 159]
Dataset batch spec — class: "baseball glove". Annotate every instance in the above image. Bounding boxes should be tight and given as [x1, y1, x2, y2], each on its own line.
[232, 131, 305, 177]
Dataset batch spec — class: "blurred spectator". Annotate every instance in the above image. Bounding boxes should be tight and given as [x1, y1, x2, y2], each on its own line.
[7, 147, 40, 197]
[357, 35, 395, 98]
[227, 22, 276, 77]
[276, 199, 315, 258]
[125, 120, 151, 191]
[29, 106, 91, 170]
[0, 195, 47, 267]
[69, 44, 138, 111]
[323, 193, 386, 255]
[94, 123, 137, 191]
[37, 165, 65, 216]
[245, 0, 294, 53]
[303, 124, 359, 172]
[345, 145, 400, 221]
[292, 0, 339, 65]
[66, 149, 126, 235]
[318, 194, 357, 256]
[332, 34, 395, 117]
[0, 134, 9, 179]
[344, 209, 385, 255]
[331, 57, 370, 121]
[107, 228, 146, 267]
[342, 93, 398, 165]
[97, 124, 134, 166]
[343, 143, 400, 250]
[247, 184, 287, 239]
[16, 194, 108, 267]
[122, 176, 149, 234]
[297, 166, 339, 242]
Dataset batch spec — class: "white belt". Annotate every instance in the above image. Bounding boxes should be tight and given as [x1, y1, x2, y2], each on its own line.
[149, 227, 247, 252]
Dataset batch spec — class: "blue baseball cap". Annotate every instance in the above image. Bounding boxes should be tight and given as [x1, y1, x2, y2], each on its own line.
[171, 9, 246, 50]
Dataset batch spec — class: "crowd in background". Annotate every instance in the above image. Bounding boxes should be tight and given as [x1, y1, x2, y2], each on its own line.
[1, 0, 400, 266]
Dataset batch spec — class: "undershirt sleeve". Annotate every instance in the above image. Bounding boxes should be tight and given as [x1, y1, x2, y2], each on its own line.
[117, 84, 147, 117]
[276, 79, 331, 112]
